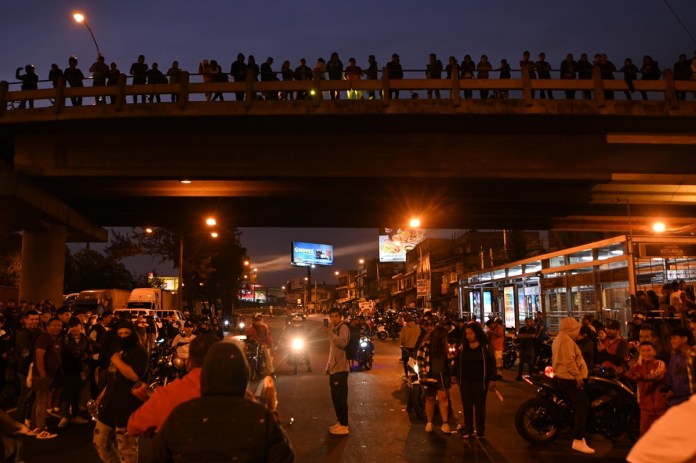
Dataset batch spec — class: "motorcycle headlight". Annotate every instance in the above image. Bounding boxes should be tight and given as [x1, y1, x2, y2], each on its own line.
[291, 338, 304, 350]
[172, 357, 186, 370]
[360, 341, 368, 348]
[239, 322, 245, 329]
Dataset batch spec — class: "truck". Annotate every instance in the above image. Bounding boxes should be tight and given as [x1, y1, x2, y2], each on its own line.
[127, 288, 173, 312]
[72, 289, 130, 315]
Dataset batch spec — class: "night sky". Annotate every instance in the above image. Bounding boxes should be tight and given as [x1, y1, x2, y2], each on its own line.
[8, 1, 696, 286]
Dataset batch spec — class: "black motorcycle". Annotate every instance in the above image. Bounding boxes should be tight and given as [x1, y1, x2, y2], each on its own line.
[148, 339, 187, 386]
[286, 335, 310, 375]
[515, 368, 640, 445]
[376, 319, 402, 341]
[244, 339, 266, 381]
[503, 332, 518, 369]
[533, 338, 553, 373]
[352, 336, 375, 370]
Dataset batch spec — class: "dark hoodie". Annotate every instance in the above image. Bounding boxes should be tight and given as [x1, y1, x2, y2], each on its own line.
[145, 342, 294, 463]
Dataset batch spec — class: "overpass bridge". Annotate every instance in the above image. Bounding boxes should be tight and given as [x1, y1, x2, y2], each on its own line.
[1, 71, 696, 304]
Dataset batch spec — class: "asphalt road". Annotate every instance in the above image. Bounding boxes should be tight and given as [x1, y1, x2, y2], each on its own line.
[19, 314, 633, 463]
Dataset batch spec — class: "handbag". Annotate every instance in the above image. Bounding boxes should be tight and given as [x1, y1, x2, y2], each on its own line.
[25, 363, 33, 388]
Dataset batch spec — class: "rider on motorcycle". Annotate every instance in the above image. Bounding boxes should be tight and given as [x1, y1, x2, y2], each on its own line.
[171, 321, 196, 361]
[285, 316, 311, 372]
[246, 313, 275, 377]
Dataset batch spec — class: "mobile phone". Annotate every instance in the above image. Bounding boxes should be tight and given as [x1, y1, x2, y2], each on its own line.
[323, 319, 329, 328]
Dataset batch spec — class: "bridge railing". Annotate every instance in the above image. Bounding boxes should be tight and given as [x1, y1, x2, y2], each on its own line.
[1, 66, 695, 117]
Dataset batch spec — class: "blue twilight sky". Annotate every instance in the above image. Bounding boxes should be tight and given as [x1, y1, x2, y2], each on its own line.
[2, 0, 695, 83]
[8, 1, 696, 286]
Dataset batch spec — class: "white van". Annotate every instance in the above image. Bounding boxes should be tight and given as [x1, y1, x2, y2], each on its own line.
[113, 308, 157, 322]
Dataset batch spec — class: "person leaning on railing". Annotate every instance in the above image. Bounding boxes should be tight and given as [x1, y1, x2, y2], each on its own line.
[14, 64, 38, 108]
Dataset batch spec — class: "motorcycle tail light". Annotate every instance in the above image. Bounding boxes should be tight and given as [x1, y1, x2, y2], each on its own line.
[544, 366, 555, 378]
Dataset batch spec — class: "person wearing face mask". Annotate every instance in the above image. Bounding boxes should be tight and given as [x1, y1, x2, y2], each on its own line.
[92, 321, 148, 463]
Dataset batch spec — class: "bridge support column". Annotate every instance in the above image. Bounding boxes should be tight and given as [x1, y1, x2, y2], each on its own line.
[19, 224, 67, 307]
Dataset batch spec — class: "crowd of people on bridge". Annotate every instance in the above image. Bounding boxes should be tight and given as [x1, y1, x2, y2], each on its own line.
[9, 49, 696, 107]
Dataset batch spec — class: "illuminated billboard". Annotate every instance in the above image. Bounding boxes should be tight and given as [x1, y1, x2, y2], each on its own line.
[291, 242, 334, 267]
[379, 228, 427, 262]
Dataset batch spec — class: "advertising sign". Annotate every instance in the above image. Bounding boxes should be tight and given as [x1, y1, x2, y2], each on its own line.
[291, 242, 334, 267]
[503, 286, 515, 328]
[378, 228, 427, 262]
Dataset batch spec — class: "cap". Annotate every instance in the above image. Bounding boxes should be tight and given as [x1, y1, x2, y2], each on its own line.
[392, 53, 400, 58]
[605, 319, 621, 330]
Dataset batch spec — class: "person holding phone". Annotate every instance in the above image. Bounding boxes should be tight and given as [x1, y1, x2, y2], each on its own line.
[324, 308, 351, 435]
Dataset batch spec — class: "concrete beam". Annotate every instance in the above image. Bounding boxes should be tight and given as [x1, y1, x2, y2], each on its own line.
[0, 172, 107, 242]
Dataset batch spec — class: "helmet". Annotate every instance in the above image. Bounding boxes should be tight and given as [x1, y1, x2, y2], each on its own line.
[172, 356, 186, 370]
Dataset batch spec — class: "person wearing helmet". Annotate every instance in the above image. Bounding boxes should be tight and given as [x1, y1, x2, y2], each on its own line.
[246, 314, 275, 377]
[286, 316, 311, 372]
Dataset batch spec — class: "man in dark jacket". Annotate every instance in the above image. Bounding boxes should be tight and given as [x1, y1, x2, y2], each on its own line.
[145, 341, 293, 462]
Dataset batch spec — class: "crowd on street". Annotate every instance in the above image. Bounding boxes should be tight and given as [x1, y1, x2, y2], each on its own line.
[1, 280, 695, 461]
[9, 49, 696, 107]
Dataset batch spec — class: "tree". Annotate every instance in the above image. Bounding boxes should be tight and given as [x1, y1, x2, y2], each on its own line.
[0, 232, 21, 287]
[64, 248, 134, 293]
[105, 226, 247, 314]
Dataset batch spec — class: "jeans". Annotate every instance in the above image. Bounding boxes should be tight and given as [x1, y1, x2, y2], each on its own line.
[329, 371, 349, 426]
[517, 349, 535, 378]
[460, 380, 488, 436]
[31, 377, 51, 430]
[61, 372, 83, 419]
[16, 373, 34, 422]
[93, 419, 138, 463]
[555, 377, 589, 440]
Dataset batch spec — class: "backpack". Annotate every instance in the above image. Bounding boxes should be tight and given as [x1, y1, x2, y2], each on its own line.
[344, 325, 361, 361]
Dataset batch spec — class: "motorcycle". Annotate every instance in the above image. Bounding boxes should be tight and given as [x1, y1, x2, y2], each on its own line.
[404, 350, 427, 419]
[244, 339, 266, 381]
[352, 336, 375, 371]
[376, 320, 402, 341]
[533, 338, 553, 373]
[515, 367, 640, 445]
[148, 339, 187, 386]
[287, 336, 310, 375]
[503, 332, 518, 369]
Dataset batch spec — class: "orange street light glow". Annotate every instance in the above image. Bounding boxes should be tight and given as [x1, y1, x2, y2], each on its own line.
[652, 222, 666, 233]
[409, 218, 421, 228]
[73, 13, 85, 23]
[206, 217, 217, 226]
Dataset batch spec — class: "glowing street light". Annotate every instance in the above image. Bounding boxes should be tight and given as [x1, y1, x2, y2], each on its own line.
[652, 222, 666, 233]
[206, 217, 217, 227]
[72, 12, 101, 57]
[409, 217, 421, 228]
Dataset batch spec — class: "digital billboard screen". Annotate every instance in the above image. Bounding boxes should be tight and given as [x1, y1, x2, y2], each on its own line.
[379, 228, 427, 262]
[291, 242, 334, 267]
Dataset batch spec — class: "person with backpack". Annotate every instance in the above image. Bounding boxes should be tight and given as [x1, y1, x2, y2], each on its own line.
[324, 307, 351, 436]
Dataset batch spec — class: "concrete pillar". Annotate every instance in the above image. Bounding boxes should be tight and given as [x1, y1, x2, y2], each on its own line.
[19, 224, 67, 307]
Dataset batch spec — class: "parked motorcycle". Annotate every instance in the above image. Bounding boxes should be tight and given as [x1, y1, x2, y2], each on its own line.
[403, 350, 426, 419]
[376, 320, 402, 341]
[503, 332, 518, 369]
[533, 339, 553, 373]
[148, 339, 187, 386]
[515, 367, 640, 445]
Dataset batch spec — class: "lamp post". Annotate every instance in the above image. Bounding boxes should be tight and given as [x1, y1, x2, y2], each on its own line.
[72, 13, 101, 57]
[154, 217, 216, 311]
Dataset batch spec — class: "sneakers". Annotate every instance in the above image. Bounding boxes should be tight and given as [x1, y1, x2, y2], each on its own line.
[329, 425, 350, 435]
[46, 409, 61, 419]
[57, 418, 69, 428]
[425, 422, 433, 432]
[328, 422, 342, 431]
[25, 427, 41, 436]
[36, 430, 58, 439]
[441, 423, 451, 434]
[72, 416, 89, 424]
[571, 438, 595, 454]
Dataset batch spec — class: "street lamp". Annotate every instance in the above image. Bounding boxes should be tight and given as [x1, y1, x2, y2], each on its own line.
[177, 218, 217, 310]
[72, 12, 101, 57]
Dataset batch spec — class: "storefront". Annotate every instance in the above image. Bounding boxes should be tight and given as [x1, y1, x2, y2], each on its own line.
[458, 235, 696, 333]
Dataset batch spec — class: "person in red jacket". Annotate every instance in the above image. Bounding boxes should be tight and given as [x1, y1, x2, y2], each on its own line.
[626, 341, 667, 435]
[246, 313, 275, 377]
[127, 334, 219, 436]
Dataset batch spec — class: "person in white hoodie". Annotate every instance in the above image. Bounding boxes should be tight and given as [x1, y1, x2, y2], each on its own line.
[552, 317, 593, 454]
